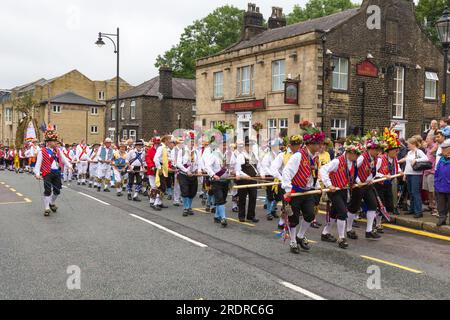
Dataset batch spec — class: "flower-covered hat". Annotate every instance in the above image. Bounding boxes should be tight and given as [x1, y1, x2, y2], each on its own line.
[344, 136, 366, 155]
[383, 128, 401, 151]
[303, 127, 326, 145]
[44, 124, 58, 142]
[289, 135, 303, 146]
[363, 129, 386, 150]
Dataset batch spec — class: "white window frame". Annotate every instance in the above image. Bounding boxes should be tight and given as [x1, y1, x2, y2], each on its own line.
[331, 119, 347, 140]
[120, 103, 125, 120]
[5, 108, 12, 122]
[108, 128, 115, 140]
[424, 71, 438, 100]
[111, 104, 116, 121]
[90, 107, 99, 115]
[210, 120, 224, 129]
[213, 72, 224, 98]
[237, 65, 254, 96]
[52, 105, 62, 113]
[122, 129, 128, 140]
[268, 119, 277, 141]
[279, 118, 288, 130]
[90, 125, 99, 134]
[98, 91, 105, 101]
[272, 60, 286, 91]
[393, 66, 405, 119]
[332, 57, 349, 91]
[130, 101, 136, 120]
[129, 129, 137, 141]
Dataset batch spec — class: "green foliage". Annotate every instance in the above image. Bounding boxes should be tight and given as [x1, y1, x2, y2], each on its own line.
[415, 0, 449, 45]
[12, 92, 38, 116]
[287, 0, 359, 24]
[155, 5, 244, 79]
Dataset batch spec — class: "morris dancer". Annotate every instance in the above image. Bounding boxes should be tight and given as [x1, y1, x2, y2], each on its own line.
[76, 140, 90, 186]
[153, 135, 171, 211]
[260, 140, 281, 221]
[375, 128, 402, 231]
[283, 129, 324, 254]
[62, 144, 74, 183]
[320, 138, 364, 249]
[34, 127, 72, 216]
[88, 143, 101, 188]
[347, 131, 384, 240]
[112, 142, 128, 196]
[97, 138, 114, 192]
[177, 132, 201, 217]
[127, 140, 146, 202]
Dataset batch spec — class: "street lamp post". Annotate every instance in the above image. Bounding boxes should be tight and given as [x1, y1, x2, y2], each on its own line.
[96, 28, 120, 145]
[436, 8, 450, 118]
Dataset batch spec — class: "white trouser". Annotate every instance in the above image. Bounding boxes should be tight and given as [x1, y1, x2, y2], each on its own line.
[173, 173, 181, 203]
[63, 165, 72, 182]
[77, 161, 88, 175]
[89, 163, 99, 184]
[97, 163, 112, 185]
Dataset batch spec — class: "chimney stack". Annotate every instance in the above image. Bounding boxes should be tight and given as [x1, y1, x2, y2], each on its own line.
[159, 66, 173, 99]
[242, 3, 266, 41]
[268, 7, 286, 29]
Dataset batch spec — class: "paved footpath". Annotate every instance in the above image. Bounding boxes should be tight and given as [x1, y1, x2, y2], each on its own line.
[0, 170, 449, 300]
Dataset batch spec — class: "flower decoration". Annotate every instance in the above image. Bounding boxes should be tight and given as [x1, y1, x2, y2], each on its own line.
[383, 127, 401, 151]
[344, 136, 366, 155]
[44, 124, 58, 142]
[363, 129, 386, 150]
[252, 122, 264, 132]
[303, 127, 325, 144]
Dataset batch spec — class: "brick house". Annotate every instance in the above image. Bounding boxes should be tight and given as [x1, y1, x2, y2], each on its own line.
[105, 67, 196, 142]
[0, 70, 133, 146]
[196, 0, 446, 141]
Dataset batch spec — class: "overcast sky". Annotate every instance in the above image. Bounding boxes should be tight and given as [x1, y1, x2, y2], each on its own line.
[0, 0, 367, 89]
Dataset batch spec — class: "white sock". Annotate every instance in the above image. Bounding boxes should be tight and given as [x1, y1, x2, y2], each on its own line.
[347, 213, 356, 232]
[278, 217, 285, 226]
[289, 227, 297, 243]
[367, 211, 377, 233]
[51, 194, 58, 205]
[44, 196, 52, 210]
[297, 220, 311, 239]
[376, 215, 382, 227]
[322, 219, 336, 235]
[134, 192, 138, 198]
[337, 219, 346, 240]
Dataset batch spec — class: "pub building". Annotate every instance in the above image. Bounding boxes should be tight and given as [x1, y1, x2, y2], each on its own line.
[195, 0, 446, 141]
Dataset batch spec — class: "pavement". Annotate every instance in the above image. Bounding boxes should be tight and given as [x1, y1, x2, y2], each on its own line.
[0, 170, 449, 300]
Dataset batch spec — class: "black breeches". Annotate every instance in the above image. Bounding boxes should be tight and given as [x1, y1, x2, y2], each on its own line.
[179, 174, 198, 199]
[43, 171, 62, 197]
[212, 181, 229, 206]
[347, 186, 378, 213]
[375, 184, 394, 213]
[328, 190, 349, 221]
[290, 194, 317, 226]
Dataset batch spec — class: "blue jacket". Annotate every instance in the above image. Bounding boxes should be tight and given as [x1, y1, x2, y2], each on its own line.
[435, 157, 450, 193]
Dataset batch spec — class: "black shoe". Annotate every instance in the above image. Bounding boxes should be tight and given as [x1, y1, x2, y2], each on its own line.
[82, 182, 87, 186]
[290, 243, 300, 254]
[49, 204, 58, 213]
[205, 207, 211, 213]
[264, 204, 268, 210]
[414, 214, 423, 219]
[310, 221, 321, 229]
[117, 192, 123, 197]
[211, 208, 216, 214]
[271, 212, 279, 219]
[167, 195, 172, 201]
[153, 206, 162, 211]
[321, 234, 337, 243]
[221, 219, 228, 227]
[376, 226, 385, 234]
[97, 187, 101, 192]
[133, 196, 142, 202]
[159, 204, 168, 209]
[437, 219, 448, 227]
[88, 184, 93, 188]
[239, 218, 246, 223]
[214, 217, 221, 224]
[267, 215, 274, 221]
[278, 224, 285, 230]
[173, 203, 181, 207]
[366, 231, 381, 239]
[347, 230, 358, 240]
[128, 194, 132, 201]
[104, 189, 110, 193]
[248, 218, 259, 223]
[143, 191, 149, 197]
[296, 237, 311, 251]
[44, 209, 51, 217]
[338, 239, 349, 249]
[188, 209, 194, 216]
[183, 210, 189, 217]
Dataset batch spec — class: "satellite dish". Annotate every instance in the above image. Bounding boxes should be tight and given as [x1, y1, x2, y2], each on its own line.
[157, 92, 164, 101]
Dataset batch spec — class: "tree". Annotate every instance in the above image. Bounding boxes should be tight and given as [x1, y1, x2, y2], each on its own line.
[155, 5, 244, 79]
[12, 92, 38, 117]
[415, 0, 449, 45]
[287, 0, 359, 25]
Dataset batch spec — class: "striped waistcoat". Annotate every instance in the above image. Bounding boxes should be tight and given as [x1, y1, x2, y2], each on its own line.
[358, 152, 377, 183]
[291, 147, 319, 189]
[329, 155, 355, 189]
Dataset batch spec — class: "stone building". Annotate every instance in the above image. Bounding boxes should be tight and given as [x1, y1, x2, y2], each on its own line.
[195, 0, 446, 141]
[0, 70, 132, 146]
[105, 67, 196, 141]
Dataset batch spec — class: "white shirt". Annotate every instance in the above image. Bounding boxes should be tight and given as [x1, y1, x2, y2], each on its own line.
[319, 157, 355, 188]
[260, 150, 276, 177]
[34, 147, 72, 176]
[235, 150, 260, 178]
[282, 148, 320, 193]
[205, 149, 228, 178]
[177, 146, 200, 174]
[375, 156, 402, 178]
[76, 145, 90, 162]
[404, 149, 429, 175]
[127, 149, 146, 168]
[270, 149, 292, 181]
[154, 144, 168, 170]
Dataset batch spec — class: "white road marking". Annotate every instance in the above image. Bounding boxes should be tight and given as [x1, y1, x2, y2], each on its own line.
[78, 192, 110, 206]
[279, 281, 326, 300]
[130, 214, 208, 248]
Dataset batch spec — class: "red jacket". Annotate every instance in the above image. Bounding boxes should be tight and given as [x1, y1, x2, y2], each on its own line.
[146, 146, 157, 176]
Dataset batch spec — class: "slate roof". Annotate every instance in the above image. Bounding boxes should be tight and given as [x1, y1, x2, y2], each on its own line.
[223, 8, 360, 53]
[111, 76, 196, 100]
[41, 91, 104, 106]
